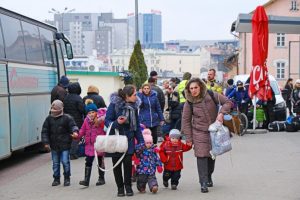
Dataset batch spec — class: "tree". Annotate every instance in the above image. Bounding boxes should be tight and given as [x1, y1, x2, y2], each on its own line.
[128, 40, 148, 88]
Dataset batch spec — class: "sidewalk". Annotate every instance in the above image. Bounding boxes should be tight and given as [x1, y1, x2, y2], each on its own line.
[0, 131, 299, 200]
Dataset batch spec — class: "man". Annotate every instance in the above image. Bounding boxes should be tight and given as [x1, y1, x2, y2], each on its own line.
[206, 69, 222, 94]
[51, 75, 70, 103]
[177, 72, 192, 104]
[150, 71, 158, 82]
[148, 77, 165, 110]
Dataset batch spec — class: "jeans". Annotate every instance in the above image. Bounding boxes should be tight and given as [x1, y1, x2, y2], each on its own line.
[51, 150, 71, 178]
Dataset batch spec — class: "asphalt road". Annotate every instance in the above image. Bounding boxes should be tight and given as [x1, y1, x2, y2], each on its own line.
[0, 131, 300, 200]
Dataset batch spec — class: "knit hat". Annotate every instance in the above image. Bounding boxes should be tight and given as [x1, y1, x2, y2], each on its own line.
[87, 85, 99, 94]
[85, 99, 98, 113]
[236, 80, 243, 87]
[169, 129, 181, 139]
[142, 128, 153, 143]
[59, 75, 69, 88]
[50, 100, 64, 117]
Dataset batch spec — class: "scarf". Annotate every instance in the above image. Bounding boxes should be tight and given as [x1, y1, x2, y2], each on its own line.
[123, 103, 137, 131]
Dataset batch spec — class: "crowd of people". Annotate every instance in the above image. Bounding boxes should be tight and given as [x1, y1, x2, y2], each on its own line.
[41, 70, 295, 196]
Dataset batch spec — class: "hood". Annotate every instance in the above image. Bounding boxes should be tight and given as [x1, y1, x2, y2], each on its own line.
[109, 92, 141, 109]
[184, 79, 208, 103]
[68, 82, 81, 95]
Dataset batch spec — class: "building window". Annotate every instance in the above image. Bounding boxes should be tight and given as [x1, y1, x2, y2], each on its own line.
[276, 62, 285, 79]
[290, 0, 299, 11]
[276, 33, 285, 47]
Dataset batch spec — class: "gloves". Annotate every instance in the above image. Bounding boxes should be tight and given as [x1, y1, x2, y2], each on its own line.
[134, 158, 140, 166]
[153, 147, 160, 153]
[157, 166, 163, 173]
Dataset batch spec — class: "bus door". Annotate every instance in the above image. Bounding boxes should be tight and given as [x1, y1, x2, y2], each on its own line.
[0, 62, 11, 159]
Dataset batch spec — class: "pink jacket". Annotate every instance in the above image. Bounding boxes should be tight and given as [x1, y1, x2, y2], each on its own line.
[78, 109, 106, 156]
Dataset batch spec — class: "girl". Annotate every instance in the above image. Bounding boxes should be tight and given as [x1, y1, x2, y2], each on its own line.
[135, 129, 163, 194]
[77, 99, 106, 187]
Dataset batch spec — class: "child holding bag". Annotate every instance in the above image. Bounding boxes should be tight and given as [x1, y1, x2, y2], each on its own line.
[159, 129, 192, 190]
[77, 99, 106, 187]
[135, 129, 163, 194]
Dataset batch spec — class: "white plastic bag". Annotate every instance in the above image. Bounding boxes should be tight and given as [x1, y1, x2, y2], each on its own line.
[209, 121, 232, 159]
[94, 123, 128, 153]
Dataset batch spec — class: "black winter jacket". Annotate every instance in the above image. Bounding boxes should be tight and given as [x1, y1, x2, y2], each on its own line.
[83, 92, 107, 109]
[63, 83, 85, 128]
[41, 114, 79, 151]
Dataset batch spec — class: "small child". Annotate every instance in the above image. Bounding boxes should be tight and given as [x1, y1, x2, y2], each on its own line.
[41, 100, 79, 186]
[135, 129, 163, 194]
[159, 129, 192, 190]
[77, 99, 106, 187]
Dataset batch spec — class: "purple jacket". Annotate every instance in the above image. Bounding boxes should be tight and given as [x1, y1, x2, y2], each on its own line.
[78, 117, 105, 157]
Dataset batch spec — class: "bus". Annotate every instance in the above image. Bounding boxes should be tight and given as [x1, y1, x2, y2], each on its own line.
[0, 7, 73, 160]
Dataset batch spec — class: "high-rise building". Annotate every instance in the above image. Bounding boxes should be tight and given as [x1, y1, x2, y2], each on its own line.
[128, 10, 162, 48]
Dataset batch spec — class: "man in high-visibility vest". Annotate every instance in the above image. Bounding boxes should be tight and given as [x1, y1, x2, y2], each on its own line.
[177, 72, 192, 104]
[206, 69, 222, 94]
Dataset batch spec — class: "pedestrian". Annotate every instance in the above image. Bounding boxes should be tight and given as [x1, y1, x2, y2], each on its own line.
[285, 78, 293, 116]
[76, 99, 106, 187]
[63, 82, 85, 160]
[83, 85, 107, 109]
[41, 100, 79, 186]
[135, 128, 163, 194]
[159, 129, 192, 190]
[138, 83, 164, 144]
[177, 72, 192, 104]
[50, 75, 69, 103]
[105, 85, 144, 197]
[148, 77, 165, 112]
[225, 78, 236, 97]
[227, 80, 250, 115]
[181, 78, 231, 193]
[292, 79, 300, 115]
[206, 69, 222, 94]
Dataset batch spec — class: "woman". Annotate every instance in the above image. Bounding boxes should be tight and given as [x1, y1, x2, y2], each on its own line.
[285, 78, 293, 116]
[181, 78, 231, 193]
[105, 85, 144, 197]
[138, 83, 164, 144]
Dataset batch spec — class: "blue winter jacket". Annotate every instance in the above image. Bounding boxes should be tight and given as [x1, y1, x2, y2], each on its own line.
[138, 91, 164, 128]
[228, 87, 250, 106]
[105, 93, 144, 157]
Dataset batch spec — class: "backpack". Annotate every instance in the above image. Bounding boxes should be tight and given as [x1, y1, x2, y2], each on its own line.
[188, 90, 218, 113]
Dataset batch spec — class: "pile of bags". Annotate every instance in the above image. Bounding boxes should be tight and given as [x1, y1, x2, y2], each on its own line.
[267, 116, 300, 132]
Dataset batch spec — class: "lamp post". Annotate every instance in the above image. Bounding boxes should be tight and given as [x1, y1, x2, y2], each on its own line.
[49, 7, 75, 32]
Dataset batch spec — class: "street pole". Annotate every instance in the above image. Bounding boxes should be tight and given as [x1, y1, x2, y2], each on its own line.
[135, 0, 139, 43]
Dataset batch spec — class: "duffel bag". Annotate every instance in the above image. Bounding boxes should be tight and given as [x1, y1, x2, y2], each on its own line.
[285, 122, 298, 132]
[267, 121, 286, 132]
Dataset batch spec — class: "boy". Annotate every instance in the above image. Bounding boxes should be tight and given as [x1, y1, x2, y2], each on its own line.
[159, 129, 192, 190]
[41, 100, 78, 186]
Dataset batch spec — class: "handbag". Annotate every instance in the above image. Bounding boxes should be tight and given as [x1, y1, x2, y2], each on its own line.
[94, 122, 128, 172]
[94, 123, 128, 153]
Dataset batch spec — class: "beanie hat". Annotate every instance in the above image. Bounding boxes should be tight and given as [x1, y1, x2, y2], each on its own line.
[142, 128, 153, 143]
[50, 100, 64, 117]
[59, 75, 69, 88]
[85, 99, 98, 113]
[169, 129, 181, 139]
[87, 85, 99, 94]
[237, 80, 243, 87]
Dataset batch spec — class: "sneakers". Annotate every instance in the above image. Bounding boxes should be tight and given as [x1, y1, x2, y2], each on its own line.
[171, 185, 177, 190]
[151, 186, 158, 194]
[163, 181, 168, 188]
[52, 178, 60, 186]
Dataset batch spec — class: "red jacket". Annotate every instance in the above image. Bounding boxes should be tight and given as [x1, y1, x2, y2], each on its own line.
[159, 137, 192, 171]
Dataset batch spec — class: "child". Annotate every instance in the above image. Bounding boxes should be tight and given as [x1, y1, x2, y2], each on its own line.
[135, 129, 163, 194]
[159, 129, 192, 190]
[41, 100, 79, 186]
[77, 99, 106, 187]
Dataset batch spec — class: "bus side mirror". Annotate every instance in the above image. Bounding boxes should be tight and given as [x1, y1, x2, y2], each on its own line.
[65, 42, 73, 59]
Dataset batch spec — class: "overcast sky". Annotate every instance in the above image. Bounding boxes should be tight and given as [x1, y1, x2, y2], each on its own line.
[1, 0, 267, 41]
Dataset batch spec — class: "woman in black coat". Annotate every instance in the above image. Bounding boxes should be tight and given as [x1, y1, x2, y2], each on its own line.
[105, 85, 144, 197]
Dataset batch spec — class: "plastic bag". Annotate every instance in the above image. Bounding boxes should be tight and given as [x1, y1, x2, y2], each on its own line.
[208, 121, 232, 159]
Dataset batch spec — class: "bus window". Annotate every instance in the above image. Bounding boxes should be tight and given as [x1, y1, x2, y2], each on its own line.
[21, 21, 43, 64]
[39, 27, 56, 65]
[0, 17, 4, 59]
[0, 14, 26, 61]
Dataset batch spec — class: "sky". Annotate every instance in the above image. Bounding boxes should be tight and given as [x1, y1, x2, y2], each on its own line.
[1, 0, 268, 41]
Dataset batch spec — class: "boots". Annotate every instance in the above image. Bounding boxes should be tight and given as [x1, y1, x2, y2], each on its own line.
[117, 186, 125, 197]
[64, 176, 70, 186]
[200, 182, 209, 193]
[207, 175, 213, 187]
[125, 185, 134, 196]
[52, 177, 60, 186]
[96, 169, 105, 186]
[79, 166, 92, 187]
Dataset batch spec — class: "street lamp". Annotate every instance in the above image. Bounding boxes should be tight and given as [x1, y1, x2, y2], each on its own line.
[49, 7, 75, 32]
